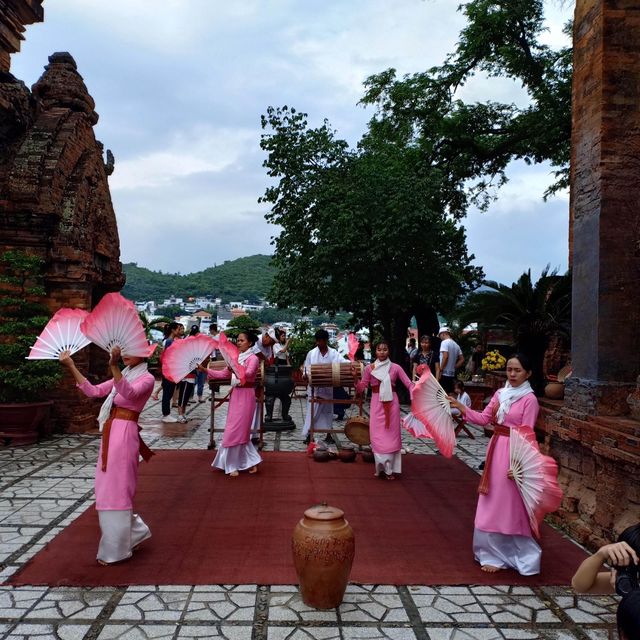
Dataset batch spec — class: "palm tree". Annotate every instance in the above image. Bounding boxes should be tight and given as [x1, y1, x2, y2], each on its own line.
[455, 267, 571, 394]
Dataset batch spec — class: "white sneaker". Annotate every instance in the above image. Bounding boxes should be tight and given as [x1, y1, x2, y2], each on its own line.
[178, 415, 188, 424]
[162, 415, 178, 423]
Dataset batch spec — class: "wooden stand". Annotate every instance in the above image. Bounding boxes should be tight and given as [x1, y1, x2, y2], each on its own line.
[308, 384, 363, 441]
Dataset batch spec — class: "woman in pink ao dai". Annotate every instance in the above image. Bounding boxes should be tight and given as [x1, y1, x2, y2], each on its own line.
[202, 331, 262, 476]
[355, 341, 414, 480]
[450, 353, 541, 576]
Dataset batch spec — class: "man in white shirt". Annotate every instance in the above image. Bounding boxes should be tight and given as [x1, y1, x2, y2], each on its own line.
[438, 327, 463, 393]
[249, 326, 277, 363]
[302, 329, 346, 444]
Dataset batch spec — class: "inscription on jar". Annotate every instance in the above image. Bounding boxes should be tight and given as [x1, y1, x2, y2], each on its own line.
[292, 534, 355, 565]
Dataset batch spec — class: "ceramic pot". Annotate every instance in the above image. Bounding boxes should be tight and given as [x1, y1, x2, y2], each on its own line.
[544, 381, 564, 400]
[292, 503, 355, 609]
[313, 450, 331, 462]
[338, 449, 356, 463]
[361, 450, 375, 463]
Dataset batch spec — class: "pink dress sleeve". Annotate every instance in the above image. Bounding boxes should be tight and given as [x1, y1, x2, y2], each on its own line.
[207, 367, 231, 381]
[519, 394, 540, 429]
[355, 365, 372, 394]
[113, 374, 154, 403]
[463, 390, 500, 426]
[77, 379, 115, 398]
[242, 355, 259, 383]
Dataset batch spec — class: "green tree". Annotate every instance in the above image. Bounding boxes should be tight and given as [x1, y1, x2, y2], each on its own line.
[455, 267, 571, 394]
[360, 0, 572, 200]
[0, 250, 62, 403]
[260, 106, 482, 362]
[224, 315, 261, 342]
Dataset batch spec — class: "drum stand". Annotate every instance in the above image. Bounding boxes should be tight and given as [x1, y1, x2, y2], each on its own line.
[308, 385, 363, 442]
[208, 380, 265, 451]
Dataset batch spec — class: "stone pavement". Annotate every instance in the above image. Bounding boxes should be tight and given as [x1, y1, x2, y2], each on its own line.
[0, 389, 618, 640]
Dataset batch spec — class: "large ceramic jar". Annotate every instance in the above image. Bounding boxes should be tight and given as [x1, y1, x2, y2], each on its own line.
[544, 381, 564, 400]
[292, 503, 355, 609]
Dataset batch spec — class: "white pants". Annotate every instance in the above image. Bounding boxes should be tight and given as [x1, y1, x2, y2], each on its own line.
[97, 510, 151, 564]
[473, 529, 541, 575]
[374, 451, 402, 476]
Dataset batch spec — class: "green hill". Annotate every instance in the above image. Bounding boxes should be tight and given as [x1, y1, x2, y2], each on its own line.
[121, 255, 275, 303]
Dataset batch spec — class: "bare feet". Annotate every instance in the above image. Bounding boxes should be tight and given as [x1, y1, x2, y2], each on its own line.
[97, 559, 109, 566]
[229, 470, 239, 477]
[385, 474, 396, 481]
[248, 466, 258, 474]
[481, 564, 503, 573]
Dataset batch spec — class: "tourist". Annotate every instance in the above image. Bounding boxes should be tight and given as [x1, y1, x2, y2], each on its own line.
[411, 335, 440, 380]
[59, 345, 154, 565]
[617, 590, 640, 640]
[160, 322, 183, 423]
[249, 326, 277, 363]
[302, 329, 345, 444]
[354, 340, 414, 480]
[451, 380, 472, 416]
[189, 325, 207, 403]
[273, 328, 290, 365]
[438, 327, 463, 393]
[449, 353, 541, 575]
[571, 523, 640, 594]
[199, 331, 262, 476]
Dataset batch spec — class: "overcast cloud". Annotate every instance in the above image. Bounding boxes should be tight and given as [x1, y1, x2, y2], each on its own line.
[11, 0, 573, 286]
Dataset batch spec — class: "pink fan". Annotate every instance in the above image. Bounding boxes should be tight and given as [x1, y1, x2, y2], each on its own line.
[161, 334, 218, 383]
[27, 308, 91, 359]
[410, 368, 456, 457]
[218, 332, 247, 386]
[80, 293, 150, 357]
[509, 426, 563, 538]
[402, 412, 431, 439]
[347, 333, 359, 362]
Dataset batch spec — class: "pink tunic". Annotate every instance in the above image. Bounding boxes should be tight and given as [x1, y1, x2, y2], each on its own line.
[78, 373, 155, 511]
[356, 363, 413, 455]
[207, 354, 259, 447]
[464, 390, 540, 537]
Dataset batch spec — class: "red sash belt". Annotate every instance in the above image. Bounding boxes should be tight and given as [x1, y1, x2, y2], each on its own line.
[101, 407, 154, 472]
[478, 424, 510, 495]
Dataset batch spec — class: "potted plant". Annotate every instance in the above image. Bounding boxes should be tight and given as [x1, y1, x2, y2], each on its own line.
[0, 250, 62, 445]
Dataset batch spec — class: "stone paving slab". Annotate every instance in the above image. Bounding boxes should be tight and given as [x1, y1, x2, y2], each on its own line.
[0, 391, 618, 640]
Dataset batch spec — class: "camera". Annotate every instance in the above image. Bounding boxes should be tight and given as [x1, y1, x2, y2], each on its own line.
[615, 564, 640, 597]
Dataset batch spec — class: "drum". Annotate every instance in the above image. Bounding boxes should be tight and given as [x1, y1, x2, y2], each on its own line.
[308, 362, 363, 388]
[344, 415, 370, 446]
[207, 360, 264, 386]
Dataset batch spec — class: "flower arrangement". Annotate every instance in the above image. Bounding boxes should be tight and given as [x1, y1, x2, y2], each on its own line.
[481, 350, 506, 372]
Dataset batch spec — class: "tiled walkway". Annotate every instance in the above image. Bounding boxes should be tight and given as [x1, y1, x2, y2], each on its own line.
[0, 390, 618, 639]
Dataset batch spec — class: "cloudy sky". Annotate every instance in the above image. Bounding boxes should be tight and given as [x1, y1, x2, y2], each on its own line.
[12, 0, 573, 286]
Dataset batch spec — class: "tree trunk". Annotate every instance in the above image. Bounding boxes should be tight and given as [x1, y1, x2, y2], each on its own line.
[414, 304, 439, 342]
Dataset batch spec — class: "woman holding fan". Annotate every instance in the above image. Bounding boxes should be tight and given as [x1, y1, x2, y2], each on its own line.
[354, 341, 414, 480]
[449, 353, 541, 576]
[60, 345, 155, 565]
[199, 331, 262, 477]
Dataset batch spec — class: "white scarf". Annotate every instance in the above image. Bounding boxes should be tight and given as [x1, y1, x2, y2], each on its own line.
[371, 358, 393, 402]
[97, 362, 149, 432]
[496, 380, 534, 424]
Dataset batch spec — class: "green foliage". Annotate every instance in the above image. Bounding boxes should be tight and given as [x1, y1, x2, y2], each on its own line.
[455, 267, 571, 393]
[121, 255, 276, 302]
[286, 321, 318, 370]
[0, 250, 62, 403]
[223, 315, 261, 342]
[259, 105, 483, 360]
[360, 0, 572, 200]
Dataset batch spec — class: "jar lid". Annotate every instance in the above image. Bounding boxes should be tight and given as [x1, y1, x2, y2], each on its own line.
[304, 503, 344, 521]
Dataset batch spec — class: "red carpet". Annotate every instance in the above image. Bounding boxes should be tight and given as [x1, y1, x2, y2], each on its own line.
[7, 451, 586, 587]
